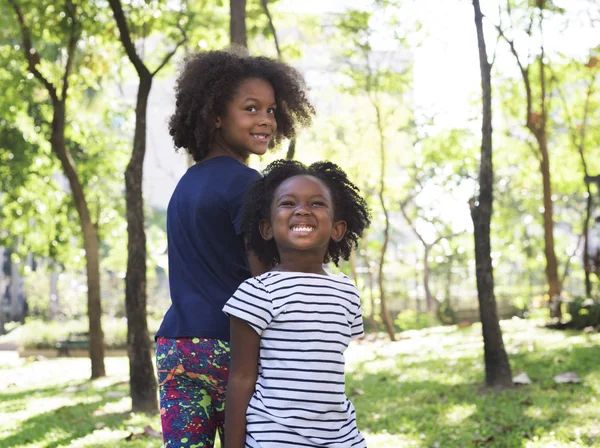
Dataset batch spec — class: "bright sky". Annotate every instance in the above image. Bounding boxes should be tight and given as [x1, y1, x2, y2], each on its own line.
[144, 0, 597, 218]
[283, 0, 482, 129]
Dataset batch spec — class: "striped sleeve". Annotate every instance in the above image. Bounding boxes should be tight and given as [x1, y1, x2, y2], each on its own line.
[351, 305, 365, 339]
[223, 277, 273, 336]
[351, 293, 365, 340]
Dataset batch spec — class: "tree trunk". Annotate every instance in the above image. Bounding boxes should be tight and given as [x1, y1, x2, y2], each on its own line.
[423, 245, 435, 313]
[49, 266, 59, 320]
[583, 187, 592, 296]
[471, 0, 513, 389]
[360, 249, 376, 322]
[377, 205, 395, 341]
[108, 0, 188, 413]
[286, 138, 297, 160]
[0, 246, 6, 336]
[374, 105, 395, 341]
[9, 251, 19, 321]
[0, 247, 5, 335]
[125, 75, 158, 413]
[230, 0, 247, 48]
[52, 101, 106, 379]
[535, 130, 562, 318]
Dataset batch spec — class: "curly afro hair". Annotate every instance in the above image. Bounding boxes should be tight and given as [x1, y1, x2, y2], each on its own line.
[169, 50, 315, 162]
[243, 160, 371, 267]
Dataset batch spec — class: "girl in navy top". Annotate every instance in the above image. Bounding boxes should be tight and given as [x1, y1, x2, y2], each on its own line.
[156, 51, 314, 448]
[223, 160, 371, 447]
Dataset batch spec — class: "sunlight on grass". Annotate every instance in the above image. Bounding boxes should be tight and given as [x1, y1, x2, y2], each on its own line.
[362, 431, 423, 447]
[2, 318, 599, 447]
[442, 403, 477, 425]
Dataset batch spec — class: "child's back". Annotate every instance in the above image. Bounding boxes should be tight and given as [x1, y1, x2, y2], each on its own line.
[158, 156, 259, 340]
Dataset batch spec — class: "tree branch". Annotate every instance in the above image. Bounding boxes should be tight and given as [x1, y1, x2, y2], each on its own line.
[152, 24, 188, 77]
[261, 0, 282, 59]
[108, 0, 150, 78]
[492, 20, 534, 131]
[432, 231, 464, 247]
[8, 0, 59, 104]
[62, 0, 81, 101]
[399, 197, 427, 247]
[560, 232, 583, 285]
[553, 69, 596, 177]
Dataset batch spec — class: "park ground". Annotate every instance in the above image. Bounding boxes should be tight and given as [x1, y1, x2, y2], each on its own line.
[0, 317, 599, 447]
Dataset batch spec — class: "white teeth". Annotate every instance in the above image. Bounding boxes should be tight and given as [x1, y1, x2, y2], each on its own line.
[292, 226, 314, 232]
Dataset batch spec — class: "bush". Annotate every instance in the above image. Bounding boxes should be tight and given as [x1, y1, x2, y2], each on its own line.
[394, 309, 441, 332]
[512, 295, 530, 318]
[567, 297, 600, 329]
[18, 317, 162, 350]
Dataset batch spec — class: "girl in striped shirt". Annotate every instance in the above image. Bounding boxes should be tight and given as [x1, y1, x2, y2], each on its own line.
[223, 160, 371, 448]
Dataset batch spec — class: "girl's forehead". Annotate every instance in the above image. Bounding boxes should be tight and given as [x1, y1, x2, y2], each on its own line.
[233, 77, 275, 99]
[275, 175, 332, 197]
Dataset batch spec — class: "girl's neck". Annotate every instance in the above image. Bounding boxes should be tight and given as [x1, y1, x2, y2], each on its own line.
[205, 134, 248, 164]
[273, 255, 327, 275]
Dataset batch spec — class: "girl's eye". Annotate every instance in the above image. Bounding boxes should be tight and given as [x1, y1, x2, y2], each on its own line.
[267, 107, 276, 114]
[280, 201, 294, 207]
[246, 106, 257, 112]
[311, 201, 326, 207]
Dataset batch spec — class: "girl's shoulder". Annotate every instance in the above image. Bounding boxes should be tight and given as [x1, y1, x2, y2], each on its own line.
[253, 271, 359, 294]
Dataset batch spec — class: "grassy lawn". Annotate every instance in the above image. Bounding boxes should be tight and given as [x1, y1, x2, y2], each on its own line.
[0, 318, 599, 447]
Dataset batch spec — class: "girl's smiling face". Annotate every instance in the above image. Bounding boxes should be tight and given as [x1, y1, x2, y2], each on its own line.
[259, 175, 347, 266]
[213, 77, 277, 162]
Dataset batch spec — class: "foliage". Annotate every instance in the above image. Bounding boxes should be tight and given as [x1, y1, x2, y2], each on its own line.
[394, 308, 440, 331]
[16, 317, 162, 350]
[0, 0, 129, 269]
[567, 297, 600, 329]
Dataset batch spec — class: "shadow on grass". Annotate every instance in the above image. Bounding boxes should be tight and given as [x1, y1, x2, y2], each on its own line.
[0, 384, 141, 448]
[0, 380, 89, 404]
[349, 342, 600, 447]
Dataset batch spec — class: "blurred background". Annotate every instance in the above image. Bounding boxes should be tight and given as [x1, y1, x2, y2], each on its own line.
[0, 0, 599, 446]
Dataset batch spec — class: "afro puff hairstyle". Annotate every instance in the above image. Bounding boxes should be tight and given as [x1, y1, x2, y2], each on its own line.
[169, 50, 315, 162]
[243, 160, 371, 267]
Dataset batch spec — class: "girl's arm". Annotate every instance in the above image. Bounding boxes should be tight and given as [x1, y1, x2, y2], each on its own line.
[225, 316, 260, 448]
[245, 236, 270, 276]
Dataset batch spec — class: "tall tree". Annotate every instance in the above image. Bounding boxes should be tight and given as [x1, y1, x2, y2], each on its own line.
[0, 248, 4, 335]
[260, 0, 298, 160]
[7, 0, 106, 378]
[108, 0, 188, 413]
[230, 0, 247, 48]
[495, 1, 562, 318]
[554, 61, 599, 297]
[470, 0, 513, 388]
[334, 9, 413, 340]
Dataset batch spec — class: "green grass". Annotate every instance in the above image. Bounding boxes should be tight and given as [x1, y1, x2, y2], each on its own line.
[0, 318, 599, 447]
[347, 318, 600, 447]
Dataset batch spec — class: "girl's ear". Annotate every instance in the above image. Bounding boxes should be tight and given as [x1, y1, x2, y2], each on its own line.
[215, 117, 222, 129]
[331, 220, 347, 243]
[259, 219, 274, 241]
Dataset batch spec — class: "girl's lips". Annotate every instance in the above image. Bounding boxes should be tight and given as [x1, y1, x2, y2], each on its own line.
[251, 133, 271, 142]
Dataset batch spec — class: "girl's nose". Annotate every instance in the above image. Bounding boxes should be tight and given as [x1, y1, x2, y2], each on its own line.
[294, 205, 310, 215]
[259, 112, 274, 126]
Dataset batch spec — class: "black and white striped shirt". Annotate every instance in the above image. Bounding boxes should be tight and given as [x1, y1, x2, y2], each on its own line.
[224, 271, 366, 448]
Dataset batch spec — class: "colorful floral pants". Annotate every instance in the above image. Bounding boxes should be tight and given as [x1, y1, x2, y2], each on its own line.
[156, 337, 230, 448]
